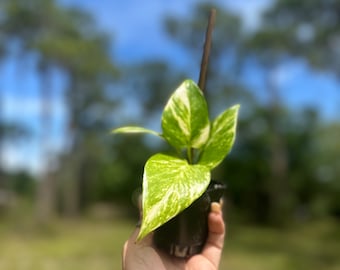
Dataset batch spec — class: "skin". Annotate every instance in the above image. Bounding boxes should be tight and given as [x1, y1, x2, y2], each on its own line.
[122, 202, 225, 270]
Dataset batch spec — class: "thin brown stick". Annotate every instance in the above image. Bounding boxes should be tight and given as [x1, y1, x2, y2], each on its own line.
[189, 9, 216, 163]
[198, 8, 216, 92]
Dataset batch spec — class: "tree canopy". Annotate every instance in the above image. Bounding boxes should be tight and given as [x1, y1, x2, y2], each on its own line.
[1, 0, 339, 223]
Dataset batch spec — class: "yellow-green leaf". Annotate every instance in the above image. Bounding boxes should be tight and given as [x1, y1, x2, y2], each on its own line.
[137, 153, 210, 241]
[198, 105, 240, 169]
[161, 79, 210, 150]
[111, 126, 161, 137]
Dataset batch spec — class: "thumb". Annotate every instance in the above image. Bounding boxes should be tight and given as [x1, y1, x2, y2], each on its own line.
[201, 202, 225, 268]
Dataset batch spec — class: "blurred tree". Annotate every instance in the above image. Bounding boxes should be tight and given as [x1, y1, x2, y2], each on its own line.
[248, 0, 340, 220]
[218, 107, 320, 223]
[252, 0, 340, 76]
[314, 123, 340, 217]
[38, 28, 117, 216]
[0, 122, 28, 203]
[33, 3, 117, 216]
[0, 2, 9, 198]
[1, 0, 337, 224]
[1, 0, 118, 219]
[7, 170, 36, 198]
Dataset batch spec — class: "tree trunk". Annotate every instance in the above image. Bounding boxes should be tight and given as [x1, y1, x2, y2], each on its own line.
[35, 63, 56, 223]
[36, 171, 56, 222]
[61, 153, 80, 217]
[266, 67, 290, 225]
[60, 74, 80, 217]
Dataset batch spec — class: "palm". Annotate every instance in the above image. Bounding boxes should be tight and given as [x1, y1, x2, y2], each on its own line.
[124, 248, 218, 270]
[123, 204, 225, 270]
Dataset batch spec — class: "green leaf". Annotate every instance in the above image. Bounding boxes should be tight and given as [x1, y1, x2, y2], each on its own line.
[161, 79, 210, 150]
[137, 153, 210, 241]
[198, 105, 240, 169]
[111, 126, 161, 138]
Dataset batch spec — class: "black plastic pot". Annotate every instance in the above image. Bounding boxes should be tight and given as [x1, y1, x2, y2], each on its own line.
[153, 180, 226, 258]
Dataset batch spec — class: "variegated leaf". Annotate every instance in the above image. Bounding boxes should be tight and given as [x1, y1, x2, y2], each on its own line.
[161, 80, 210, 150]
[198, 105, 240, 169]
[137, 153, 210, 241]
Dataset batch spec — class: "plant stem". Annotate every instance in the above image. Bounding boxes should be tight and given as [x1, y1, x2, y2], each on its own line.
[187, 147, 193, 164]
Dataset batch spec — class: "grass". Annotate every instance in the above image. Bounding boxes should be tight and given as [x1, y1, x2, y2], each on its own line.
[0, 217, 131, 270]
[0, 213, 339, 270]
[221, 219, 340, 270]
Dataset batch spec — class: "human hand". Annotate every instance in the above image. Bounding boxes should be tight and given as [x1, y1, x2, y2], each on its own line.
[122, 202, 225, 270]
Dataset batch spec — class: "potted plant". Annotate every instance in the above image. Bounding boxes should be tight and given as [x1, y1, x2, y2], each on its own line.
[112, 78, 239, 257]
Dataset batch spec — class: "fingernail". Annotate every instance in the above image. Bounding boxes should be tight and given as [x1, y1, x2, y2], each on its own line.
[211, 202, 221, 213]
[219, 198, 224, 208]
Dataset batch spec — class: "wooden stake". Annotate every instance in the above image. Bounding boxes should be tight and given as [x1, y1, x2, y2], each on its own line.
[190, 9, 216, 163]
[198, 8, 216, 93]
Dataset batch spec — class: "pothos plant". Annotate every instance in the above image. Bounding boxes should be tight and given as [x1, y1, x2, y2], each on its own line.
[112, 79, 239, 241]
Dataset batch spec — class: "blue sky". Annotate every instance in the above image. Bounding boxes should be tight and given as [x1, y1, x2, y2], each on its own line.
[1, 0, 339, 175]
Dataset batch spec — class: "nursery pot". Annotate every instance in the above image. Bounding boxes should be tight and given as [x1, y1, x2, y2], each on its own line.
[153, 180, 226, 258]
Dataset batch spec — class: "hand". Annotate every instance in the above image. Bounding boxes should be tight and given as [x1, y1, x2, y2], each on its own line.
[122, 202, 225, 270]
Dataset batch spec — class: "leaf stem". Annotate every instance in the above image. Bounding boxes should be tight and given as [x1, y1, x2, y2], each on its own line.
[187, 147, 193, 164]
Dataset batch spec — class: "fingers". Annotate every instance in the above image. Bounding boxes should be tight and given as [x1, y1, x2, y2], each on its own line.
[122, 240, 128, 269]
[122, 230, 138, 269]
[201, 202, 225, 268]
[122, 228, 155, 270]
[208, 202, 225, 247]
